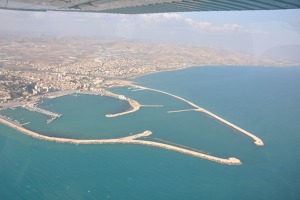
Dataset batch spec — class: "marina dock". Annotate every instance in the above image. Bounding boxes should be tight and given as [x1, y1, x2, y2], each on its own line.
[23, 104, 62, 123]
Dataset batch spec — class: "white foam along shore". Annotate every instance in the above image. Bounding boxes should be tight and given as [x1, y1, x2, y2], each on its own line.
[0, 115, 241, 165]
[132, 85, 264, 146]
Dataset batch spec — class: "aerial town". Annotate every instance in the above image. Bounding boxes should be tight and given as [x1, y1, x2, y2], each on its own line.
[0, 34, 295, 104]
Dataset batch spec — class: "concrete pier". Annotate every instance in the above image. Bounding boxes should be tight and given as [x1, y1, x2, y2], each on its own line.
[23, 104, 61, 118]
[168, 109, 198, 113]
[22, 104, 62, 123]
[141, 105, 163, 107]
[131, 88, 146, 92]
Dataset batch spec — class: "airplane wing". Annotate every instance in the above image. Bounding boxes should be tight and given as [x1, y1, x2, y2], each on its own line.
[0, 0, 299, 14]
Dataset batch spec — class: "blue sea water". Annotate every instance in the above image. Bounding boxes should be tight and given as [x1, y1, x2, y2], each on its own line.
[0, 66, 300, 199]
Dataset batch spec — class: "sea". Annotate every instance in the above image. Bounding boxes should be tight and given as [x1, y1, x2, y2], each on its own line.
[0, 66, 299, 200]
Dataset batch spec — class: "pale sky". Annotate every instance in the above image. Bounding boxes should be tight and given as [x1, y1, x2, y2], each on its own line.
[0, 8, 300, 61]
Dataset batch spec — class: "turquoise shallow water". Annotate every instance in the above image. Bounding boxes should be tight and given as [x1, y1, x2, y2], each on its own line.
[0, 66, 300, 199]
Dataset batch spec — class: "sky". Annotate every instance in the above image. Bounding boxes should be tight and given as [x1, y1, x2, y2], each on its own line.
[0, 8, 299, 61]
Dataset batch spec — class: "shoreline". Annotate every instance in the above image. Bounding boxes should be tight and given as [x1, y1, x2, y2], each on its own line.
[127, 65, 299, 80]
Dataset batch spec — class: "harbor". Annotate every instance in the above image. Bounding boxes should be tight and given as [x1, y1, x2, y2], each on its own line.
[0, 84, 263, 165]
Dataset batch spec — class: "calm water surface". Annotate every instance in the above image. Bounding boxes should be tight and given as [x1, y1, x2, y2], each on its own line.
[0, 66, 299, 199]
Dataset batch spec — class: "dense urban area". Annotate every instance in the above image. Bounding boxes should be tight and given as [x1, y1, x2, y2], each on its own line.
[0, 34, 295, 104]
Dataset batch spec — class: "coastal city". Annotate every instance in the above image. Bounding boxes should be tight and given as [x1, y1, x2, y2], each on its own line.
[1, 2, 299, 198]
[0, 34, 268, 164]
[0, 34, 294, 104]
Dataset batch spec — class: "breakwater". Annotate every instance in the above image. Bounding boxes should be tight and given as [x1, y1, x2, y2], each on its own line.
[102, 90, 141, 117]
[77, 90, 141, 118]
[105, 99, 140, 118]
[0, 116, 241, 165]
[132, 85, 264, 146]
[0, 85, 262, 165]
[201, 109, 264, 146]
[141, 105, 163, 107]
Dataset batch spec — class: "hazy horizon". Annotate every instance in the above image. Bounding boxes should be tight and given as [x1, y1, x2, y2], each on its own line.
[1, 9, 300, 62]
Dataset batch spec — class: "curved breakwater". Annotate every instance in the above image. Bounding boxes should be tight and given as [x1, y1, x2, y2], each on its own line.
[106, 99, 141, 118]
[0, 116, 241, 165]
[132, 85, 264, 146]
[78, 90, 141, 118]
